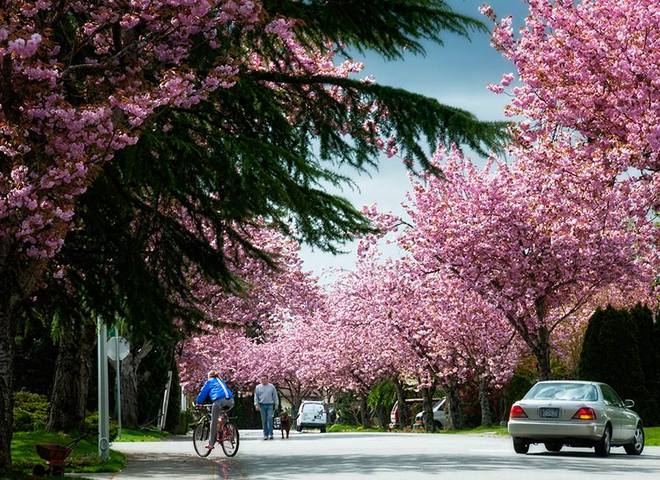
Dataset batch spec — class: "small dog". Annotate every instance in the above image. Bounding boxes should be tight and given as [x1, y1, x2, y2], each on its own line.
[280, 411, 292, 439]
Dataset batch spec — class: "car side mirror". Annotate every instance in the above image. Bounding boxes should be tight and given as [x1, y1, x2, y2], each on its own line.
[623, 399, 635, 408]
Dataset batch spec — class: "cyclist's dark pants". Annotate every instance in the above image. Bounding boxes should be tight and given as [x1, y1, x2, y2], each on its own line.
[210, 398, 235, 446]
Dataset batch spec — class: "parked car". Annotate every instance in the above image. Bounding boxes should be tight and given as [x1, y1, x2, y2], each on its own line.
[296, 400, 328, 433]
[389, 397, 447, 429]
[389, 399, 416, 429]
[414, 398, 448, 430]
[508, 380, 644, 457]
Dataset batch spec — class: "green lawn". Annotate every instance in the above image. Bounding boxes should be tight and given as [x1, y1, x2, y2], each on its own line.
[646, 426, 660, 446]
[11, 431, 125, 474]
[114, 427, 171, 442]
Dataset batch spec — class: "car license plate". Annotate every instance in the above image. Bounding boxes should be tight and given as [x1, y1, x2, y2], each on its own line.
[539, 408, 560, 418]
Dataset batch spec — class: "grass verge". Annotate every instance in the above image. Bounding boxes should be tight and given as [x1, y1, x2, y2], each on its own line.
[327, 423, 508, 436]
[12, 431, 125, 474]
[436, 425, 508, 436]
[114, 427, 171, 442]
[327, 424, 386, 433]
[646, 426, 660, 446]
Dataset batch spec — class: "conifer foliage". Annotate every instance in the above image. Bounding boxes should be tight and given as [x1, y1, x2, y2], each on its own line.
[579, 306, 660, 425]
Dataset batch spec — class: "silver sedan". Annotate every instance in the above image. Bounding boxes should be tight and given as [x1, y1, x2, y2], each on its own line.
[508, 380, 644, 457]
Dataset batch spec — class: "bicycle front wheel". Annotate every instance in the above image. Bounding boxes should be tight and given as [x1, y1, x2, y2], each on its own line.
[193, 421, 212, 457]
[220, 424, 240, 457]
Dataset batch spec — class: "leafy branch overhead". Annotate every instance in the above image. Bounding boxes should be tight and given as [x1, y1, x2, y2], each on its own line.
[263, 0, 488, 59]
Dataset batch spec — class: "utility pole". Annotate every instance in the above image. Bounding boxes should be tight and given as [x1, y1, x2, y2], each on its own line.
[97, 321, 110, 462]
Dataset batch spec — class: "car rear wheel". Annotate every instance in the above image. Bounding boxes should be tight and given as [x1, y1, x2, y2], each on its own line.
[513, 437, 529, 454]
[319, 426, 326, 433]
[594, 425, 611, 457]
[544, 442, 562, 452]
[624, 424, 644, 455]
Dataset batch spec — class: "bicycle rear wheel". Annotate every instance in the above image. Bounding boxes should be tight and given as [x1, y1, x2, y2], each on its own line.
[193, 421, 213, 457]
[220, 424, 240, 457]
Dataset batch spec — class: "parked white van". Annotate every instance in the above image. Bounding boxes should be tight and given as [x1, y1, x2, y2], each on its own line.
[296, 400, 328, 433]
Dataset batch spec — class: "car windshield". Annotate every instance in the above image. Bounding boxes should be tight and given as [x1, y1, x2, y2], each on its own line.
[524, 383, 598, 401]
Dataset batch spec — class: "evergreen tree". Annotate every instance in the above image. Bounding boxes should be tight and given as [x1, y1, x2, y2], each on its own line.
[579, 306, 656, 424]
[631, 305, 659, 424]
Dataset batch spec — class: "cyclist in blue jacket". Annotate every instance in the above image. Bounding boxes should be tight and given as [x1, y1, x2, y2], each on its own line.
[195, 370, 235, 449]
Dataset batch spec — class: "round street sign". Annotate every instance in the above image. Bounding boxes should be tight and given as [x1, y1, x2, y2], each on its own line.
[107, 336, 130, 361]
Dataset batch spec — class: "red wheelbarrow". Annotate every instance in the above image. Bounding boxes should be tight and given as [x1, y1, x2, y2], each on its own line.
[35, 433, 89, 476]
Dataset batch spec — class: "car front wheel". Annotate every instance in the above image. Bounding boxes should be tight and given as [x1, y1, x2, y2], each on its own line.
[594, 425, 611, 457]
[513, 437, 529, 454]
[624, 424, 644, 455]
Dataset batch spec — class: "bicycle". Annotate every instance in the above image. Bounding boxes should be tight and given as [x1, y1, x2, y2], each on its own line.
[193, 404, 240, 457]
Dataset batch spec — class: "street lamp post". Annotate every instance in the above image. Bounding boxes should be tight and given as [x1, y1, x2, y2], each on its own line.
[97, 321, 110, 462]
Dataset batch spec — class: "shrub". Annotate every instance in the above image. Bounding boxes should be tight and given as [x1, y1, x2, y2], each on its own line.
[169, 409, 194, 435]
[84, 412, 119, 441]
[13, 391, 48, 432]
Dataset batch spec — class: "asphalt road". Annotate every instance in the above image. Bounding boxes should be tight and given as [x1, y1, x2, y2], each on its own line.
[77, 430, 660, 480]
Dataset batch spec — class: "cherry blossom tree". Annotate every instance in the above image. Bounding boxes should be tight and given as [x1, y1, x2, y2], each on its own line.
[385, 267, 517, 428]
[319, 220, 520, 430]
[179, 309, 328, 416]
[180, 210, 524, 431]
[177, 226, 322, 385]
[481, 0, 659, 212]
[402, 146, 657, 380]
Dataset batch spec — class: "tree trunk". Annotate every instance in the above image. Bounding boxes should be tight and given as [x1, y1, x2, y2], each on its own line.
[282, 381, 302, 417]
[534, 331, 552, 381]
[0, 243, 40, 472]
[375, 404, 387, 429]
[421, 386, 435, 432]
[446, 383, 463, 430]
[359, 395, 370, 428]
[117, 340, 153, 428]
[394, 377, 410, 428]
[119, 359, 140, 428]
[47, 320, 96, 432]
[291, 399, 301, 419]
[0, 293, 17, 471]
[533, 305, 552, 380]
[479, 376, 492, 427]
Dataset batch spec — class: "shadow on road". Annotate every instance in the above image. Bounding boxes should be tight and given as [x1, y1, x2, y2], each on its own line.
[114, 449, 660, 480]
[529, 450, 660, 460]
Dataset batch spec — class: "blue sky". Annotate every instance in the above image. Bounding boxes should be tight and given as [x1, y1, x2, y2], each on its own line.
[299, 0, 530, 280]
